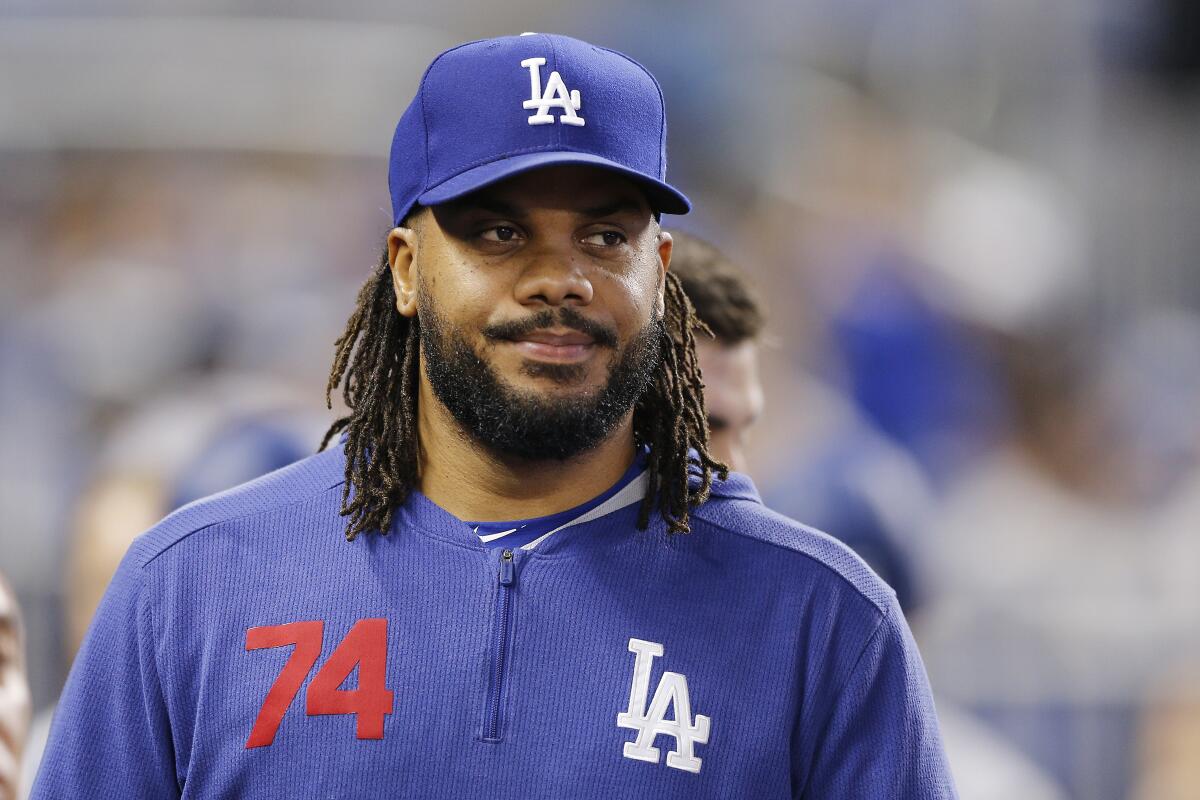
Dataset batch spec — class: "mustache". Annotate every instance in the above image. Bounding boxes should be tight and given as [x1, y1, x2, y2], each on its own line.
[481, 307, 620, 349]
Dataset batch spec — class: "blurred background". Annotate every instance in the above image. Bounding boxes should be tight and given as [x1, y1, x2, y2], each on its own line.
[2, 1, 1200, 798]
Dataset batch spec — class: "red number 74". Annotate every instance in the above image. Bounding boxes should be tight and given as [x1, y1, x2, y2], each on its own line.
[244, 618, 394, 749]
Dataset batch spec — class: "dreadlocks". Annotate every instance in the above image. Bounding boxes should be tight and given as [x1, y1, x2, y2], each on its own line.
[322, 239, 726, 541]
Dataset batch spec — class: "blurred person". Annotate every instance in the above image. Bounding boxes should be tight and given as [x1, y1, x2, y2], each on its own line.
[58, 409, 322, 664]
[19, 378, 326, 796]
[17, 473, 161, 800]
[0, 574, 32, 800]
[666, 231, 764, 472]
[34, 34, 954, 798]
[824, 259, 1012, 489]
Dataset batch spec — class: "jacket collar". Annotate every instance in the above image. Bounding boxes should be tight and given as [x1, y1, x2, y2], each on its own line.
[390, 464, 760, 554]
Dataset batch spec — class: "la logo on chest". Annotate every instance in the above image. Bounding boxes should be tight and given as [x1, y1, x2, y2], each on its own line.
[520, 57, 585, 127]
[617, 638, 711, 774]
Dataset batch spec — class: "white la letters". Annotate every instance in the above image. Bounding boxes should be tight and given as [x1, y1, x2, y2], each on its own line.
[616, 638, 711, 774]
[520, 57, 585, 127]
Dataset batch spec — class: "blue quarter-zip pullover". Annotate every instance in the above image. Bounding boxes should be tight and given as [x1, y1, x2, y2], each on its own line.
[33, 445, 956, 798]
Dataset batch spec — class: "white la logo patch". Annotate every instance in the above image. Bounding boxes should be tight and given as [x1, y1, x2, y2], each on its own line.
[617, 638, 711, 774]
[520, 57, 585, 127]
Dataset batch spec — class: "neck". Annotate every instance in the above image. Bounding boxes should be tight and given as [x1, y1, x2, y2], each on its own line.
[415, 376, 637, 522]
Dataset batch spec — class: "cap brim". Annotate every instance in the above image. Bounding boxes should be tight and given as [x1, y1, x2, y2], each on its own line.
[417, 151, 691, 215]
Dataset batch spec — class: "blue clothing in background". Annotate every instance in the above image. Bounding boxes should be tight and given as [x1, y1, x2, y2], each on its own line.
[33, 446, 956, 799]
[830, 257, 1010, 487]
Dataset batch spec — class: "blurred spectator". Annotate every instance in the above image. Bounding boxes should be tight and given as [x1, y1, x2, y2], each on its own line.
[18, 375, 327, 795]
[667, 230, 765, 472]
[826, 257, 1012, 487]
[16, 468, 156, 798]
[0, 573, 31, 800]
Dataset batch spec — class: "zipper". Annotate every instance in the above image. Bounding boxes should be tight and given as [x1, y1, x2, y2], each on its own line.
[483, 548, 517, 742]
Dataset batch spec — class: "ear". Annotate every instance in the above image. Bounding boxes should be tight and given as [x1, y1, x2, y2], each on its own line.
[387, 225, 420, 317]
[655, 229, 673, 320]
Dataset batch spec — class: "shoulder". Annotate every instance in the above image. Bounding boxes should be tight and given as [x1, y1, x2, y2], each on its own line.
[124, 445, 347, 570]
[691, 471, 896, 616]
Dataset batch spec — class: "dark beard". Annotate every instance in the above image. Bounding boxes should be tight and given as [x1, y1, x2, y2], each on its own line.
[419, 297, 662, 461]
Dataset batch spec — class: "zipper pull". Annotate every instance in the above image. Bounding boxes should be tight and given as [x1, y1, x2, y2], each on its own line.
[499, 549, 515, 586]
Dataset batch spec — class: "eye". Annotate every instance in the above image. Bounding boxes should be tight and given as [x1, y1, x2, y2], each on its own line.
[582, 230, 626, 247]
[479, 225, 522, 243]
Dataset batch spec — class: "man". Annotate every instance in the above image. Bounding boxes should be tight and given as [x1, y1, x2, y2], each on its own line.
[34, 34, 955, 798]
[0, 574, 31, 800]
[666, 231, 764, 473]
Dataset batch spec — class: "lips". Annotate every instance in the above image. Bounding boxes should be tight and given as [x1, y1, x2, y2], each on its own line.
[507, 328, 596, 363]
[515, 329, 594, 347]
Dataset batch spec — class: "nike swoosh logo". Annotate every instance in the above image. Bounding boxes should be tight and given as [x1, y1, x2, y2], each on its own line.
[478, 527, 520, 542]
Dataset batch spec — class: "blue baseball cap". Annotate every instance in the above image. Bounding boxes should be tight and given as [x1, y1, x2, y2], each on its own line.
[388, 33, 691, 226]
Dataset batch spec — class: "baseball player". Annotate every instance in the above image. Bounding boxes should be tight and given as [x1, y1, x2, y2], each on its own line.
[666, 231, 765, 473]
[33, 34, 956, 798]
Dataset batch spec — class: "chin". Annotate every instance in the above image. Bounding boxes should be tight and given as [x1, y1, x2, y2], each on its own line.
[513, 358, 598, 386]
[501, 379, 608, 412]
[516, 375, 607, 402]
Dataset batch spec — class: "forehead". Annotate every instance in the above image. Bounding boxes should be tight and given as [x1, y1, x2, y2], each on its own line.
[439, 165, 652, 217]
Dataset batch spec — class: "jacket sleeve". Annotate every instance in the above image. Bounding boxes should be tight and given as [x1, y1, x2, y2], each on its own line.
[797, 601, 958, 799]
[31, 548, 179, 799]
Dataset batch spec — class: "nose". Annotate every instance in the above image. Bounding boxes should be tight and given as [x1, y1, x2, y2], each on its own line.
[513, 249, 594, 308]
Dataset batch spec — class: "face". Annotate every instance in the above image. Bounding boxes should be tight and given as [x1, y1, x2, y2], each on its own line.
[388, 166, 672, 460]
[696, 339, 763, 473]
[0, 577, 31, 800]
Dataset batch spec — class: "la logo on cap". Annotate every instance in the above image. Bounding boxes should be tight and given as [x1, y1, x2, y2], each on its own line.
[387, 33, 691, 226]
[520, 57, 585, 127]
